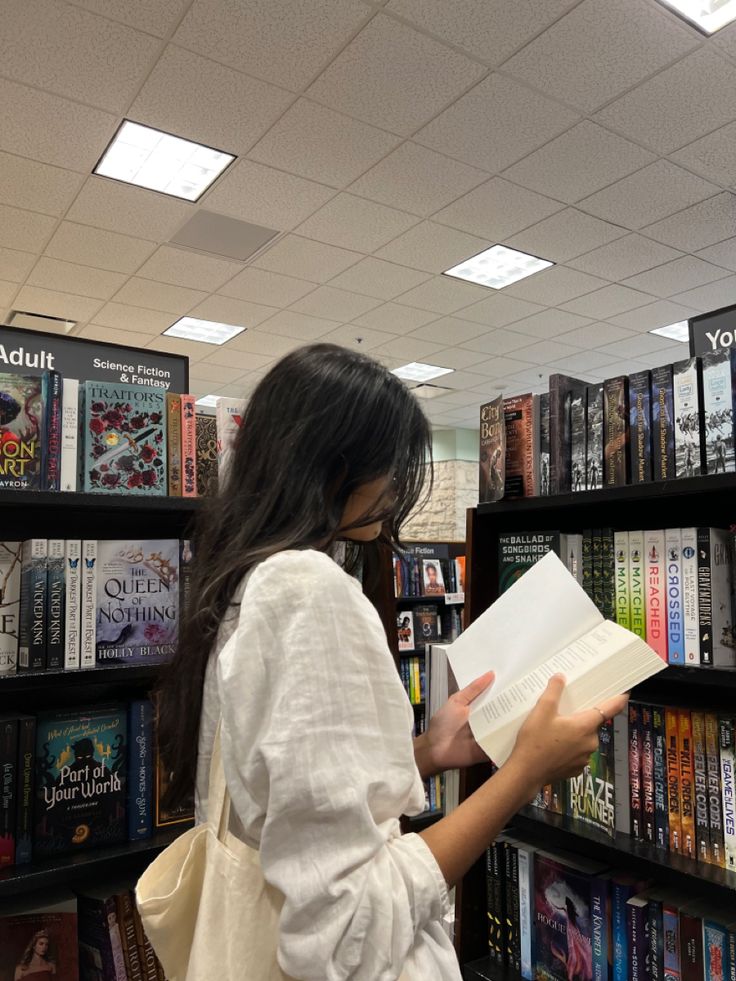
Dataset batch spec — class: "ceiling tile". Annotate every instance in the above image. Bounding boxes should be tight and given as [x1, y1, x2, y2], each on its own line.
[259, 309, 339, 340]
[671, 121, 736, 189]
[385, 0, 579, 66]
[227, 330, 304, 358]
[319, 324, 399, 351]
[670, 275, 736, 313]
[372, 334, 449, 361]
[375, 221, 488, 273]
[174, 0, 369, 91]
[549, 349, 619, 372]
[559, 283, 654, 318]
[599, 332, 685, 359]
[130, 45, 293, 157]
[566, 234, 683, 280]
[556, 321, 638, 347]
[92, 302, 174, 335]
[136, 245, 242, 292]
[253, 235, 361, 282]
[26, 257, 126, 300]
[146, 334, 209, 362]
[349, 142, 487, 217]
[434, 177, 563, 241]
[508, 308, 594, 339]
[696, 237, 736, 272]
[289, 286, 380, 320]
[608, 298, 699, 331]
[327, 257, 431, 299]
[351, 302, 438, 333]
[642, 192, 736, 251]
[393, 276, 490, 314]
[503, 0, 697, 113]
[505, 265, 609, 305]
[578, 161, 719, 230]
[79, 322, 158, 346]
[457, 294, 545, 328]
[187, 294, 278, 327]
[622, 256, 731, 299]
[0, 281, 19, 308]
[427, 347, 491, 370]
[306, 14, 485, 136]
[295, 193, 418, 252]
[65, 0, 190, 37]
[0, 204, 56, 253]
[219, 267, 317, 306]
[460, 329, 538, 355]
[0, 248, 37, 283]
[189, 361, 248, 383]
[587, 358, 653, 380]
[502, 122, 656, 204]
[67, 177, 191, 242]
[464, 357, 535, 383]
[13, 285, 103, 323]
[202, 348, 273, 371]
[112, 278, 207, 315]
[204, 160, 335, 231]
[506, 208, 626, 263]
[249, 98, 400, 188]
[45, 222, 156, 274]
[431, 388, 483, 406]
[416, 73, 579, 173]
[408, 316, 487, 345]
[0, 78, 117, 173]
[0, 152, 83, 218]
[506, 338, 582, 365]
[2, 0, 161, 113]
[595, 48, 736, 155]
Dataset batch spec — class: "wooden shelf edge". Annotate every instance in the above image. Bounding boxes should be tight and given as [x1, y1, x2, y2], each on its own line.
[0, 663, 163, 691]
[0, 489, 205, 512]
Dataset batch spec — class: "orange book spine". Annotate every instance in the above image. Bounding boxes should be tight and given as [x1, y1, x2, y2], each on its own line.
[679, 709, 696, 860]
[665, 707, 682, 854]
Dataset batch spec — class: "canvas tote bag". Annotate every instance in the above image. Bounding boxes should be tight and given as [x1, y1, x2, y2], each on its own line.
[136, 722, 294, 981]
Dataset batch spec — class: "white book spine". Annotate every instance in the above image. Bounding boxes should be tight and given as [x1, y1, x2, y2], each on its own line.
[80, 540, 97, 669]
[681, 527, 700, 665]
[720, 718, 736, 872]
[710, 527, 735, 667]
[628, 529, 646, 640]
[614, 531, 630, 630]
[64, 540, 81, 670]
[60, 378, 79, 492]
[613, 712, 631, 835]
[517, 844, 534, 980]
[664, 527, 685, 666]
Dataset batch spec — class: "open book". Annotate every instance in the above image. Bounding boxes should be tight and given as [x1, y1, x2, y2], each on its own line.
[447, 551, 666, 767]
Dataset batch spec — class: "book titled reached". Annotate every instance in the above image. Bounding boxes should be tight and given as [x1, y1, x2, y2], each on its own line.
[447, 551, 666, 767]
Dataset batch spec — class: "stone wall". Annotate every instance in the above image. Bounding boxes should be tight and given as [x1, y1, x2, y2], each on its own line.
[402, 459, 477, 542]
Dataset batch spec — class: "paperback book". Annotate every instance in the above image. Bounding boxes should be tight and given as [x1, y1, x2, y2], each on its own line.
[567, 719, 615, 838]
[585, 384, 604, 491]
[651, 365, 675, 481]
[0, 892, 79, 981]
[216, 396, 245, 483]
[498, 532, 560, 594]
[479, 396, 506, 503]
[549, 374, 587, 495]
[570, 390, 586, 493]
[603, 376, 629, 487]
[539, 392, 551, 496]
[0, 541, 21, 676]
[672, 358, 702, 478]
[629, 370, 652, 485]
[0, 372, 44, 490]
[701, 349, 735, 474]
[504, 393, 535, 498]
[195, 413, 218, 496]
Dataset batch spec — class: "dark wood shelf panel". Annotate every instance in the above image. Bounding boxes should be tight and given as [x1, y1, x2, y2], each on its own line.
[0, 489, 204, 513]
[0, 663, 163, 693]
[463, 957, 502, 981]
[0, 826, 189, 899]
[395, 594, 464, 604]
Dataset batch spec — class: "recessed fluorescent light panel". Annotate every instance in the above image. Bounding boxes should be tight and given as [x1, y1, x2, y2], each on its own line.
[656, 0, 736, 34]
[444, 244, 553, 290]
[195, 395, 220, 408]
[94, 120, 235, 201]
[649, 320, 690, 342]
[164, 317, 245, 345]
[392, 362, 454, 383]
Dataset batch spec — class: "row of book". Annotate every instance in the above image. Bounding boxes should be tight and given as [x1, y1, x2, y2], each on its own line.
[498, 527, 735, 667]
[0, 700, 192, 869]
[392, 553, 465, 598]
[399, 655, 426, 704]
[485, 833, 735, 981]
[479, 349, 736, 503]
[396, 603, 463, 653]
[0, 883, 165, 981]
[0, 538, 188, 675]
[0, 370, 244, 496]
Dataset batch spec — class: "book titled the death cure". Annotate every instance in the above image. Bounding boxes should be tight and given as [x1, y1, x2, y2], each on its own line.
[34, 706, 126, 857]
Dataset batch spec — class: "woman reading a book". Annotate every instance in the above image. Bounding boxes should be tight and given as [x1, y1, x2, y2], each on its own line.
[157, 344, 626, 981]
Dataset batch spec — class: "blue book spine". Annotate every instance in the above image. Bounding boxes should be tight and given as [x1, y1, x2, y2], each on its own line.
[663, 903, 681, 981]
[41, 369, 62, 491]
[127, 699, 154, 841]
[592, 876, 610, 981]
[665, 528, 685, 665]
[613, 882, 634, 981]
[705, 919, 728, 981]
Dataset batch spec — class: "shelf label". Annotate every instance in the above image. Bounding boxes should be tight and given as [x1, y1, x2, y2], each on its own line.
[444, 592, 465, 605]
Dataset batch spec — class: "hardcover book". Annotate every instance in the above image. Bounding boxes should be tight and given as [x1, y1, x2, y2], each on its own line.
[181, 394, 197, 498]
[651, 365, 675, 481]
[570, 390, 587, 493]
[0, 541, 21, 676]
[479, 397, 506, 504]
[95, 540, 179, 666]
[665, 528, 685, 666]
[567, 719, 615, 838]
[422, 559, 445, 596]
[195, 413, 218, 497]
[603, 376, 629, 487]
[701, 349, 735, 474]
[413, 605, 441, 644]
[60, 377, 78, 492]
[63, 540, 81, 671]
[0, 715, 17, 866]
[498, 532, 560, 594]
[34, 705, 127, 857]
[0, 892, 79, 981]
[585, 384, 604, 491]
[601, 529, 615, 621]
[42, 369, 62, 491]
[0, 372, 44, 490]
[697, 528, 735, 667]
[46, 538, 65, 673]
[549, 374, 587, 495]
[673, 358, 703, 478]
[166, 392, 182, 496]
[128, 699, 154, 842]
[15, 714, 35, 866]
[18, 538, 47, 672]
[216, 396, 245, 483]
[503, 393, 535, 498]
[539, 392, 551, 496]
[80, 540, 97, 670]
[81, 380, 167, 495]
[629, 370, 652, 484]
[681, 528, 700, 666]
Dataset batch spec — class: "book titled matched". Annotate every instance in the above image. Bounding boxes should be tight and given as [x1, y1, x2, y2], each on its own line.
[447, 552, 666, 767]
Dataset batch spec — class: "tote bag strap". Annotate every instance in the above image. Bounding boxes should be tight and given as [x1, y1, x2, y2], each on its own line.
[207, 721, 231, 843]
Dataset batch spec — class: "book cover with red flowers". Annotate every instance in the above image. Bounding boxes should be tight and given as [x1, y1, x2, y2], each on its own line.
[81, 381, 167, 495]
[0, 372, 44, 490]
[95, 539, 179, 666]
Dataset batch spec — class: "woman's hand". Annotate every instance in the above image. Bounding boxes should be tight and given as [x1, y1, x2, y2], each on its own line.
[414, 672, 494, 778]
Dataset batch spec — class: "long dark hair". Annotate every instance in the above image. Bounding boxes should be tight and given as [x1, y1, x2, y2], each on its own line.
[158, 343, 432, 808]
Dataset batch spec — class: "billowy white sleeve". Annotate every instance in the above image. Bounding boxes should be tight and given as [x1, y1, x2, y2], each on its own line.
[216, 550, 450, 981]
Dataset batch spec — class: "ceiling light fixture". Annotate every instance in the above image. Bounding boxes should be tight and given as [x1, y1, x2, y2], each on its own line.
[649, 320, 690, 342]
[195, 395, 220, 408]
[444, 244, 553, 290]
[94, 120, 235, 201]
[164, 317, 245, 345]
[392, 362, 454, 383]
[655, 0, 736, 34]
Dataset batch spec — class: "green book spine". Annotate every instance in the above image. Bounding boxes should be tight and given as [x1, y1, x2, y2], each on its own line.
[614, 531, 631, 630]
[601, 528, 615, 620]
[582, 530, 594, 600]
[592, 528, 603, 614]
[629, 530, 647, 639]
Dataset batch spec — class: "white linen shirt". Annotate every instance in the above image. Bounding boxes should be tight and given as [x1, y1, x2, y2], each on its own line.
[195, 549, 461, 981]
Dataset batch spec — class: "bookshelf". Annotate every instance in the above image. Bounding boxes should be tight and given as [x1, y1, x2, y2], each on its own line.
[456, 470, 736, 966]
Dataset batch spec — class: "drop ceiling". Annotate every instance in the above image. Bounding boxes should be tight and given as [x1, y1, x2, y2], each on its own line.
[3, 0, 736, 428]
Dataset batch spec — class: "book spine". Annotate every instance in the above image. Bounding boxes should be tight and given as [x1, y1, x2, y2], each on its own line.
[570, 391, 587, 493]
[42, 369, 63, 491]
[704, 920, 728, 981]
[649, 897, 664, 981]
[45, 538, 65, 672]
[510, 843, 521, 974]
[614, 711, 632, 835]
[503, 841, 515, 967]
[710, 528, 734, 667]
[652, 364, 675, 480]
[680, 909, 704, 981]
[0, 541, 21, 677]
[630, 702, 644, 840]
[692, 711, 711, 864]
[583, 529, 594, 601]
[181, 395, 197, 498]
[128, 699, 154, 841]
[593, 528, 603, 614]
[490, 841, 505, 965]
[680, 710, 695, 859]
[701, 350, 735, 474]
[517, 844, 534, 981]
[612, 882, 631, 981]
[673, 357, 704, 478]
[720, 717, 736, 872]
[0, 718, 16, 867]
[665, 527, 685, 665]
[705, 712, 725, 867]
[697, 527, 714, 666]
[80, 539, 97, 669]
[628, 899, 648, 981]
[591, 876, 610, 981]
[539, 391, 550, 496]
[614, 531, 631, 630]
[14, 715, 34, 865]
[666, 707, 683, 854]
[663, 902, 682, 981]
[132, 898, 160, 981]
[604, 375, 629, 486]
[681, 527, 700, 665]
[166, 393, 183, 496]
[629, 369, 652, 484]
[652, 705, 669, 851]
[642, 704, 656, 844]
[586, 383, 604, 490]
[485, 847, 494, 956]
[78, 895, 119, 981]
[601, 528, 615, 621]
[118, 890, 145, 981]
[645, 530, 668, 662]
[64, 539, 81, 670]
[60, 376, 79, 492]
[629, 530, 647, 640]
[728, 924, 736, 981]
[18, 538, 47, 672]
[532, 395, 542, 496]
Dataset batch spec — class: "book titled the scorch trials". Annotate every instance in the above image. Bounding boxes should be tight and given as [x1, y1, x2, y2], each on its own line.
[95, 540, 179, 666]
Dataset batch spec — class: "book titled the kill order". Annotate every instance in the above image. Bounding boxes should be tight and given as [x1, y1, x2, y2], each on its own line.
[447, 552, 665, 768]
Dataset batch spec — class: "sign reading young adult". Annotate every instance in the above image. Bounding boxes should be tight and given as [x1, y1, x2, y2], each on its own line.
[689, 304, 736, 358]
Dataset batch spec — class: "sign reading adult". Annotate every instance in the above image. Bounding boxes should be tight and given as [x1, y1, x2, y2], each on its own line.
[0, 325, 188, 391]
[689, 304, 736, 358]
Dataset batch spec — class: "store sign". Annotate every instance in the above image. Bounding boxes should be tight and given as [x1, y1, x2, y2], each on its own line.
[689, 304, 736, 357]
[0, 325, 188, 391]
